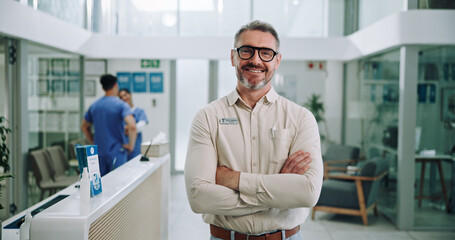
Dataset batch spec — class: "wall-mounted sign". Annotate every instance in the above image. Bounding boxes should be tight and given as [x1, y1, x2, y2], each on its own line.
[117, 72, 131, 90]
[133, 72, 147, 93]
[141, 59, 160, 69]
[149, 72, 164, 93]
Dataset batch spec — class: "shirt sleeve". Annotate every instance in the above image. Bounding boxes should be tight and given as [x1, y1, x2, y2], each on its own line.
[136, 120, 147, 132]
[185, 109, 269, 216]
[121, 102, 134, 119]
[84, 107, 92, 123]
[136, 108, 148, 123]
[238, 109, 324, 209]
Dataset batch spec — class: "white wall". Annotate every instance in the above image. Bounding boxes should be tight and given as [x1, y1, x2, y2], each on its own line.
[107, 59, 171, 144]
[275, 60, 328, 140]
[276, 61, 325, 106]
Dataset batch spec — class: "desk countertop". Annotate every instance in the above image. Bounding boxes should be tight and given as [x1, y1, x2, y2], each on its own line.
[2, 154, 170, 240]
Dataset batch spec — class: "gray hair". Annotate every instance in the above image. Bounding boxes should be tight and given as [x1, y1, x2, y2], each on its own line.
[234, 20, 280, 51]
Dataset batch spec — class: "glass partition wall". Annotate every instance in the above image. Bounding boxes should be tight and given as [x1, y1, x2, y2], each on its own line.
[415, 46, 455, 229]
[0, 37, 11, 219]
[344, 49, 400, 224]
[344, 46, 455, 230]
[27, 43, 82, 206]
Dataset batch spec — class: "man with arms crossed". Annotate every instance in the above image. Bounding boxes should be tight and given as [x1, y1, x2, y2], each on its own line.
[81, 74, 137, 176]
[185, 21, 323, 240]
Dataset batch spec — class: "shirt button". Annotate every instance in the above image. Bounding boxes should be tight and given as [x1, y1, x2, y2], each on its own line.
[252, 136, 256, 140]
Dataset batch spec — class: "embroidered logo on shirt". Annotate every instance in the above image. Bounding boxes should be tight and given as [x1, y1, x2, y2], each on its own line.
[219, 118, 239, 125]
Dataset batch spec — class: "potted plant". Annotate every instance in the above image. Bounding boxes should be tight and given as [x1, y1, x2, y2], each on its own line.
[0, 116, 14, 210]
[303, 94, 330, 144]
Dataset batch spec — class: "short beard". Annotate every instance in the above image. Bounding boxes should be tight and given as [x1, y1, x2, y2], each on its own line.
[236, 71, 273, 90]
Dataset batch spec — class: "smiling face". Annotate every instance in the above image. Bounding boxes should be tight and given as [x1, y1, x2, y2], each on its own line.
[119, 90, 132, 107]
[231, 30, 281, 91]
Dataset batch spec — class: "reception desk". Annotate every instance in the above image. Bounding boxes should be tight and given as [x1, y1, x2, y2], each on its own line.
[2, 154, 170, 240]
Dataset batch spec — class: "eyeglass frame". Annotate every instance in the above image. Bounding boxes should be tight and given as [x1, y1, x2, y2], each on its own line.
[233, 45, 279, 62]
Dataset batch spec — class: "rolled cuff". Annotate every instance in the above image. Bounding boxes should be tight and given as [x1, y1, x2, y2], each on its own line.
[239, 172, 259, 206]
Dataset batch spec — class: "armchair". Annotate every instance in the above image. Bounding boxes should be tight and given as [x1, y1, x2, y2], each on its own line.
[312, 157, 388, 225]
[323, 144, 360, 179]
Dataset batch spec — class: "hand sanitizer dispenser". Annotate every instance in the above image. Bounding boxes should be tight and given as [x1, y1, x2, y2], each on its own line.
[19, 211, 32, 240]
[80, 167, 91, 214]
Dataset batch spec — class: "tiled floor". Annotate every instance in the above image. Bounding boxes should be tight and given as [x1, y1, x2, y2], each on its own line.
[170, 173, 455, 240]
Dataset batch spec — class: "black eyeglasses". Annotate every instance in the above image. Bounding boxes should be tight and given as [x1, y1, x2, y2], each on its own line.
[234, 46, 278, 62]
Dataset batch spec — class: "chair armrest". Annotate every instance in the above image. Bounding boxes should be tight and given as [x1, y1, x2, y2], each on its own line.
[323, 159, 358, 179]
[324, 159, 356, 166]
[326, 171, 388, 181]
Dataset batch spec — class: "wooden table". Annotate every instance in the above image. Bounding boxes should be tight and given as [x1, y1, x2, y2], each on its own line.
[415, 155, 455, 213]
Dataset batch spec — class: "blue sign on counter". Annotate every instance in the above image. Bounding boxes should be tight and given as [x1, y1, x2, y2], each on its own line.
[117, 72, 131, 90]
[150, 72, 163, 93]
[133, 72, 147, 93]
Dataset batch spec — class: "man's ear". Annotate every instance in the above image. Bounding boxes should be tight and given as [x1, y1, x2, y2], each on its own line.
[274, 53, 282, 70]
[231, 49, 235, 66]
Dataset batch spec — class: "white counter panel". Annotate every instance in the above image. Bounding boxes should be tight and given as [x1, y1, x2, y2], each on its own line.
[2, 154, 170, 240]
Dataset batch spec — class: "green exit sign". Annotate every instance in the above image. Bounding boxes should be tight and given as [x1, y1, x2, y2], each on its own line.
[141, 59, 160, 68]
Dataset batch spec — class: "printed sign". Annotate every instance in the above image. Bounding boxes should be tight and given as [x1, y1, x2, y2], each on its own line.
[149, 72, 164, 93]
[133, 72, 147, 93]
[117, 72, 131, 90]
[141, 59, 160, 68]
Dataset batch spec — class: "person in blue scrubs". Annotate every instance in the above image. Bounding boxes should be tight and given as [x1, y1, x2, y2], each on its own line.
[81, 74, 137, 176]
[119, 88, 149, 160]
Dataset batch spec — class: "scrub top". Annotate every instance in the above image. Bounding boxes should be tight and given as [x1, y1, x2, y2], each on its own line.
[128, 107, 148, 160]
[84, 96, 133, 176]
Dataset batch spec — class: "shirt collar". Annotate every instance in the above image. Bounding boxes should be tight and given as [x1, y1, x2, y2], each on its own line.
[226, 87, 279, 106]
[264, 87, 279, 104]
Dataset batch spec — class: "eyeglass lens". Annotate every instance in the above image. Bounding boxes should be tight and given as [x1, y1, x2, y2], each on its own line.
[238, 46, 275, 62]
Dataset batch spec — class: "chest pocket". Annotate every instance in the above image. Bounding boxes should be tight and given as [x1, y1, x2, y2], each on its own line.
[268, 128, 293, 173]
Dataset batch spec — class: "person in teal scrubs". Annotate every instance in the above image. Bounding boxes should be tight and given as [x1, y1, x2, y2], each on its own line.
[119, 88, 149, 160]
[81, 74, 137, 176]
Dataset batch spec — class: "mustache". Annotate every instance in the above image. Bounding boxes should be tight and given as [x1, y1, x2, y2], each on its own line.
[243, 63, 264, 69]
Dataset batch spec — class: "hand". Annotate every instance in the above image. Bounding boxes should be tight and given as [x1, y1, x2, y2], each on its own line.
[280, 150, 312, 175]
[216, 166, 240, 191]
[122, 144, 133, 153]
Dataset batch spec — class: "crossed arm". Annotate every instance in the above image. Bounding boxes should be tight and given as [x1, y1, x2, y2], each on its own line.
[216, 150, 312, 191]
[185, 110, 323, 216]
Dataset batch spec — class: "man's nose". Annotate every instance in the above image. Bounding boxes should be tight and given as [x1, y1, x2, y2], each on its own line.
[249, 50, 262, 64]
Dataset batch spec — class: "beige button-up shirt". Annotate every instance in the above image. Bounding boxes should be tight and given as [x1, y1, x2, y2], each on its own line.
[185, 87, 323, 235]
